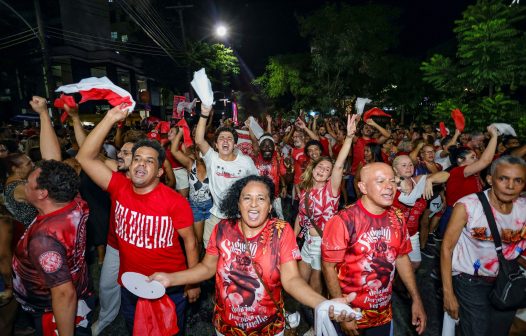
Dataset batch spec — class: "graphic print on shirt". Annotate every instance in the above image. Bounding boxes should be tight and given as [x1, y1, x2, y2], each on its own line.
[215, 165, 244, 179]
[208, 219, 300, 333]
[298, 181, 340, 237]
[114, 200, 175, 249]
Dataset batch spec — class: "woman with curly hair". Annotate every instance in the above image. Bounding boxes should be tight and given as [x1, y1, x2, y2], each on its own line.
[294, 114, 358, 299]
[150, 175, 355, 335]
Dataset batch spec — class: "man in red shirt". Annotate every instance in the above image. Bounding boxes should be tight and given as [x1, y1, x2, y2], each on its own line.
[12, 160, 92, 336]
[322, 162, 426, 336]
[348, 119, 391, 202]
[77, 105, 199, 334]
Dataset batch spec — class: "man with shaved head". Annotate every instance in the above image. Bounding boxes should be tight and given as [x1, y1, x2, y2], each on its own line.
[322, 162, 427, 335]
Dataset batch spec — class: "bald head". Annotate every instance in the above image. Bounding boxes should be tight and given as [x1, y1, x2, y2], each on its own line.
[358, 162, 396, 214]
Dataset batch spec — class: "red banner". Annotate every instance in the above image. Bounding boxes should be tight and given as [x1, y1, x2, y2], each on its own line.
[172, 95, 186, 119]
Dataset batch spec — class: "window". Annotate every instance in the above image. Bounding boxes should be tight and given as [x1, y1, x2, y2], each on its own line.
[121, 34, 128, 43]
[110, 31, 118, 41]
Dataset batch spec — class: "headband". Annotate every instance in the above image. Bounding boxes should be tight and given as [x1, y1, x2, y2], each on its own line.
[258, 135, 275, 145]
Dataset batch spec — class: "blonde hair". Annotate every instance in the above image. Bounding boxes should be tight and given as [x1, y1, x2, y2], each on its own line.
[299, 156, 333, 191]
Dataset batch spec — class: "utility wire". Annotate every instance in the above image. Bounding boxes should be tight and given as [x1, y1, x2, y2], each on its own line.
[135, 0, 183, 50]
[47, 27, 177, 51]
[0, 36, 37, 50]
[0, 32, 34, 46]
[46, 32, 173, 56]
[0, 29, 34, 41]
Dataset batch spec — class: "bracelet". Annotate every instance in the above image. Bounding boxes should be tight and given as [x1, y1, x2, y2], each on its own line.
[200, 115, 210, 120]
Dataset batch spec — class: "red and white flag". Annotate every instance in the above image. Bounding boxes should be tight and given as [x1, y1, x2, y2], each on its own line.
[55, 76, 136, 113]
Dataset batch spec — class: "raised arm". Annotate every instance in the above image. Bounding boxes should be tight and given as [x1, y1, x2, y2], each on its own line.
[266, 114, 272, 134]
[331, 114, 358, 195]
[409, 142, 425, 164]
[195, 105, 212, 155]
[463, 126, 498, 177]
[296, 118, 319, 141]
[149, 253, 218, 287]
[168, 128, 193, 171]
[29, 96, 61, 161]
[64, 105, 87, 148]
[282, 124, 295, 145]
[76, 104, 129, 190]
[163, 159, 176, 188]
[440, 129, 461, 157]
[366, 119, 391, 144]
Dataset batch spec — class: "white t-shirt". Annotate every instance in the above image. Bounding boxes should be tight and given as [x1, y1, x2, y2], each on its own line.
[434, 150, 451, 170]
[203, 149, 259, 218]
[451, 191, 526, 277]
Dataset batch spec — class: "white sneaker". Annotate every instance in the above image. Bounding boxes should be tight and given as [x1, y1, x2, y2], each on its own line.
[285, 311, 301, 329]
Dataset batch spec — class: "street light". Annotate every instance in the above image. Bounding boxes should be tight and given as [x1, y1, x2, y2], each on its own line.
[215, 24, 227, 38]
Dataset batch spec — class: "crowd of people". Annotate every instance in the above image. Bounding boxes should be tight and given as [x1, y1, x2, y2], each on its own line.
[0, 96, 525, 336]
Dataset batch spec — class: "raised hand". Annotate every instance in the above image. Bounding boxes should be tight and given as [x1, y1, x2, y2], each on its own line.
[347, 114, 359, 137]
[106, 103, 130, 123]
[29, 96, 48, 115]
[64, 104, 79, 119]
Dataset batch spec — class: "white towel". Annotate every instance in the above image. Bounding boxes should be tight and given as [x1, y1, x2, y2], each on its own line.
[315, 300, 362, 336]
[491, 123, 517, 137]
[355, 97, 371, 115]
[249, 116, 265, 139]
[190, 68, 214, 107]
[398, 175, 427, 206]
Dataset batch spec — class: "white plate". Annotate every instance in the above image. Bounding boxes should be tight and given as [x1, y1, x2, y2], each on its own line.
[121, 272, 165, 299]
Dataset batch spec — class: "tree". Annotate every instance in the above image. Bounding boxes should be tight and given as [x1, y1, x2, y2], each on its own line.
[186, 41, 240, 87]
[421, 0, 526, 134]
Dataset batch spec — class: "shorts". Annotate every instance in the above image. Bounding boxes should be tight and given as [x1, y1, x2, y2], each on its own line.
[408, 232, 421, 262]
[300, 232, 322, 271]
[173, 168, 189, 190]
[203, 214, 222, 249]
[190, 198, 213, 222]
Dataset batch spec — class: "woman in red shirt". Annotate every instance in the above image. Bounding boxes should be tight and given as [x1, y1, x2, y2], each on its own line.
[438, 126, 499, 237]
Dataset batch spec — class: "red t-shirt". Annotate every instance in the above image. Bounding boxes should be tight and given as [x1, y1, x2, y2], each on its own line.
[207, 218, 301, 334]
[332, 142, 343, 158]
[319, 136, 330, 156]
[445, 166, 484, 206]
[351, 138, 378, 175]
[106, 171, 128, 249]
[393, 191, 427, 236]
[292, 147, 308, 185]
[107, 172, 193, 283]
[165, 147, 183, 169]
[298, 180, 340, 237]
[322, 200, 411, 329]
[254, 153, 286, 198]
[12, 196, 90, 313]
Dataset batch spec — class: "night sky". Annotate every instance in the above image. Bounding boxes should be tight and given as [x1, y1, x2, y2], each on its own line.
[187, 0, 475, 77]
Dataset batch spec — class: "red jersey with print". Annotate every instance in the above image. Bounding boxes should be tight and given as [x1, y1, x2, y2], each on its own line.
[297, 180, 340, 237]
[445, 165, 484, 206]
[393, 190, 427, 236]
[351, 138, 378, 175]
[322, 200, 411, 329]
[106, 172, 193, 283]
[254, 152, 286, 198]
[207, 218, 301, 334]
[292, 147, 308, 185]
[12, 196, 90, 313]
[319, 136, 330, 156]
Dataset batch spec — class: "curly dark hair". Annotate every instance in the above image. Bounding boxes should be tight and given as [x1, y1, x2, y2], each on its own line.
[214, 126, 239, 144]
[132, 139, 165, 167]
[219, 175, 275, 219]
[35, 160, 79, 203]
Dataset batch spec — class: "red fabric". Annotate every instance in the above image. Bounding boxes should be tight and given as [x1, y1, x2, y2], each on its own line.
[172, 96, 186, 119]
[363, 107, 391, 122]
[165, 147, 182, 169]
[451, 109, 465, 132]
[133, 296, 178, 336]
[53, 94, 76, 109]
[175, 119, 193, 147]
[351, 138, 378, 175]
[206, 218, 300, 334]
[155, 122, 171, 134]
[292, 147, 308, 185]
[254, 152, 286, 198]
[439, 122, 448, 138]
[445, 166, 484, 206]
[147, 131, 160, 141]
[332, 142, 343, 158]
[322, 200, 411, 329]
[393, 191, 427, 236]
[79, 88, 134, 109]
[319, 136, 330, 156]
[107, 173, 193, 284]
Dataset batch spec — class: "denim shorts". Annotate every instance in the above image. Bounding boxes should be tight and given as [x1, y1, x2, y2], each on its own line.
[190, 198, 213, 222]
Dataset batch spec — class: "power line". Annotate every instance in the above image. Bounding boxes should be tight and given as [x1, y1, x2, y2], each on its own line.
[0, 29, 34, 41]
[47, 26, 176, 51]
[0, 36, 37, 50]
[0, 32, 34, 46]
